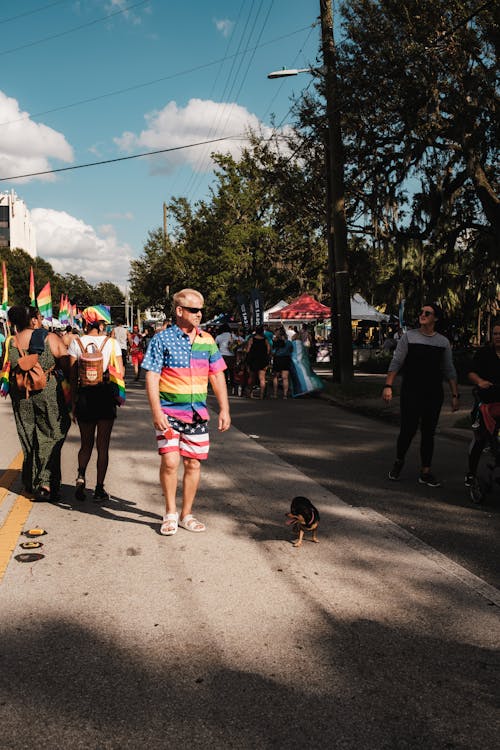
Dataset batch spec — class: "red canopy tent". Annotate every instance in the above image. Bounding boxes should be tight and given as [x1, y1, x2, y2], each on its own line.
[269, 293, 331, 320]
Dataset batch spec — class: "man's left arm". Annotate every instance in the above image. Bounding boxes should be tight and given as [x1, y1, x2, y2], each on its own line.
[209, 370, 231, 431]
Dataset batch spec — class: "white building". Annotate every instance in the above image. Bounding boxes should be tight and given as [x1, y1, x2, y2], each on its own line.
[0, 190, 37, 258]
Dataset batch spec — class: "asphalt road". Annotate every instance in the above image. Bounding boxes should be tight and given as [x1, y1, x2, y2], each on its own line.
[221, 392, 500, 589]
[1, 382, 499, 748]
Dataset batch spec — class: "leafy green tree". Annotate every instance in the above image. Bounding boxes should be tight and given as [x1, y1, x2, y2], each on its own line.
[93, 282, 124, 306]
[58, 274, 94, 309]
[0, 247, 34, 306]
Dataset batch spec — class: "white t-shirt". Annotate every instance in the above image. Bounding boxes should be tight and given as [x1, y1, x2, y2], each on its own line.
[113, 325, 128, 350]
[215, 331, 235, 356]
[68, 335, 122, 372]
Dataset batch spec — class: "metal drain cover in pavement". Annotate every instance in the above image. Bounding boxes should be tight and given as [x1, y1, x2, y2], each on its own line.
[20, 541, 44, 550]
[14, 553, 45, 563]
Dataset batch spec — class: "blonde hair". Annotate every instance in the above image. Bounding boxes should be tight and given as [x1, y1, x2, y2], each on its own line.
[172, 288, 204, 313]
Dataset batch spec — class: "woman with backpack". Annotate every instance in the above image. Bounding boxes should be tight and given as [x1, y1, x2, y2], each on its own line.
[68, 309, 124, 503]
[4, 305, 70, 501]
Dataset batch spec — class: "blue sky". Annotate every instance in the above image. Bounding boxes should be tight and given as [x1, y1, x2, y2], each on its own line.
[1, 0, 321, 287]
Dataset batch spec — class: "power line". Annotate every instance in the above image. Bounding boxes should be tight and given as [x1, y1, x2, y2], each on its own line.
[182, 0, 271, 202]
[0, 0, 149, 58]
[0, 0, 70, 24]
[0, 135, 246, 182]
[0, 25, 313, 128]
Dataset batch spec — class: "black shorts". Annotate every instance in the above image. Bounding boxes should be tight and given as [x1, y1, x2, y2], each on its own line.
[76, 383, 116, 423]
[272, 355, 291, 373]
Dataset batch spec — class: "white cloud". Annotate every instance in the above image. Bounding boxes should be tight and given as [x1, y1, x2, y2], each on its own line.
[114, 98, 281, 175]
[214, 18, 234, 37]
[0, 91, 73, 182]
[31, 208, 132, 287]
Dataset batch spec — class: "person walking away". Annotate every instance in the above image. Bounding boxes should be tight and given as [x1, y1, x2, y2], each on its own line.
[245, 325, 271, 399]
[4, 305, 70, 501]
[112, 320, 129, 366]
[465, 320, 500, 487]
[215, 322, 236, 393]
[142, 288, 230, 536]
[272, 327, 293, 398]
[69, 310, 124, 503]
[382, 303, 459, 487]
[128, 324, 145, 381]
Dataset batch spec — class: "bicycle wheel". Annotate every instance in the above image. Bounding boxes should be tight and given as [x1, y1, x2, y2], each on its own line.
[470, 475, 488, 504]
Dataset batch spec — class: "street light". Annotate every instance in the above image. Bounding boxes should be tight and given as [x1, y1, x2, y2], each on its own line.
[267, 1, 353, 384]
[267, 67, 316, 79]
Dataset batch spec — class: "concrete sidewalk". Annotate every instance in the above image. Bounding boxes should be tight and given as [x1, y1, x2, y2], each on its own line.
[0, 388, 498, 748]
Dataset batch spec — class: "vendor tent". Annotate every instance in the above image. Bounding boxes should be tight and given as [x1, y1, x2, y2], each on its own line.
[350, 293, 389, 322]
[269, 294, 330, 320]
[263, 300, 288, 321]
[268, 293, 390, 322]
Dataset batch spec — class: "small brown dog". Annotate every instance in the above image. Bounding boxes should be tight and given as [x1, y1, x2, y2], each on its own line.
[286, 496, 320, 547]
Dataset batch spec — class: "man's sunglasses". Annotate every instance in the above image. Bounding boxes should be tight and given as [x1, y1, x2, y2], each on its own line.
[180, 306, 203, 314]
[420, 309, 433, 317]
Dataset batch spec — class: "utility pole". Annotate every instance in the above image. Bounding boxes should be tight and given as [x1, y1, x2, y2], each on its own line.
[320, 0, 353, 384]
[163, 202, 168, 250]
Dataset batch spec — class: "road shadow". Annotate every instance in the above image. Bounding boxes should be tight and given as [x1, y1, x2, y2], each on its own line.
[0, 614, 497, 749]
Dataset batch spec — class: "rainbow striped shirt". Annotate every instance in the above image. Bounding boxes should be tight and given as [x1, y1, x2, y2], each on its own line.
[142, 325, 226, 423]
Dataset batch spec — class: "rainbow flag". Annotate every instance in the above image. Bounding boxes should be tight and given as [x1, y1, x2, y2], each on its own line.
[0, 336, 11, 397]
[37, 281, 52, 321]
[29, 267, 36, 307]
[58, 293, 69, 325]
[1, 262, 7, 312]
[108, 351, 126, 406]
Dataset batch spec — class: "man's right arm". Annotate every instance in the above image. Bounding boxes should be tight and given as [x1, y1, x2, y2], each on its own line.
[145, 371, 170, 431]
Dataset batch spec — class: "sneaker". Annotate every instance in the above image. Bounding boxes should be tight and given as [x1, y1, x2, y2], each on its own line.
[464, 473, 474, 487]
[388, 459, 404, 480]
[75, 474, 86, 501]
[418, 472, 441, 487]
[93, 485, 110, 503]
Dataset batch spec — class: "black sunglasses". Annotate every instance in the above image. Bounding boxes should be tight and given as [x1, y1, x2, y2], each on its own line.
[420, 309, 433, 317]
[180, 306, 203, 314]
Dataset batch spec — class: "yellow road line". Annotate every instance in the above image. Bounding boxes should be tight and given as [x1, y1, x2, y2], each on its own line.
[0, 451, 23, 507]
[0, 492, 33, 582]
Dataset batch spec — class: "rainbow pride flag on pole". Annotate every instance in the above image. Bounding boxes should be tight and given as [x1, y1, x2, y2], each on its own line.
[29, 267, 36, 307]
[58, 293, 70, 325]
[1, 262, 8, 312]
[37, 281, 52, 321]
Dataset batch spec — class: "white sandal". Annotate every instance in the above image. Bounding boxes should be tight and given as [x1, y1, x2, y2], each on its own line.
[160, 512, 178, 536]
[178, 514, 206, 533]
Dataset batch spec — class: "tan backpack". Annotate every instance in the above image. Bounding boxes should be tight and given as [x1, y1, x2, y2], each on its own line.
[76, 336, 109, 387]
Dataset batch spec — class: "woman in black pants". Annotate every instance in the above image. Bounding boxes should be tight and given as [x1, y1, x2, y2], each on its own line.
[382, 303, 459, 487]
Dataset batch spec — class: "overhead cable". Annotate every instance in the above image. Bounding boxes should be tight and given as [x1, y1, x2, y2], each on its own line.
[0, 135, 246, 182]
[0, 0, 149, 57]
[0, 25, 313, 128]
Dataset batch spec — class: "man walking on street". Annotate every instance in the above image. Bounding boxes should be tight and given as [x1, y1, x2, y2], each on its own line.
[142, 288, 231, 535]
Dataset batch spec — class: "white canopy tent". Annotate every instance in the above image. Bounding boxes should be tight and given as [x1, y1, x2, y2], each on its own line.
[350, 293, 390, 322]
[263, 300, 288, 322]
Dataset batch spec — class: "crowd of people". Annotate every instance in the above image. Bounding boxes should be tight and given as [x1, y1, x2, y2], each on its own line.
[211, 321, 314, 399]
[1, 291, 499, 532]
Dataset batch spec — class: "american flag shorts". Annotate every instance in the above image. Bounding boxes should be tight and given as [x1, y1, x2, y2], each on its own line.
[156, 415, 210, 460]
